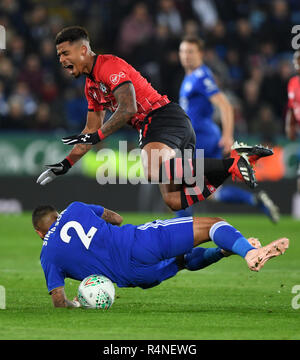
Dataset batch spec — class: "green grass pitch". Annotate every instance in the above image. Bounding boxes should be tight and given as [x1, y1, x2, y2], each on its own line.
[0, 212, 299, 340]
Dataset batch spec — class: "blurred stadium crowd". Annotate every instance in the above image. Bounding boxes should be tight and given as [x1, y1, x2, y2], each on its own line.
[0, 0, 300, 141]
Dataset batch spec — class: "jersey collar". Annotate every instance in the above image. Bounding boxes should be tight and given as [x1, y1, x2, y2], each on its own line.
[87, 55, 99, 81]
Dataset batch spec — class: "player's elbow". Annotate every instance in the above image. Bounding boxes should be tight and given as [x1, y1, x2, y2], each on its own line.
[114, 214, 123, 226]
[126, 104, 138, 117]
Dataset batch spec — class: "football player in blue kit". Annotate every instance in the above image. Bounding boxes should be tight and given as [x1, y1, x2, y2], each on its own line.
[32, 201, 288, 308]
[177, 36, 280, 222]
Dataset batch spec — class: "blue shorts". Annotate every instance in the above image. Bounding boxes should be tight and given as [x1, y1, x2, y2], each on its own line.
[130, 217, 194, 289]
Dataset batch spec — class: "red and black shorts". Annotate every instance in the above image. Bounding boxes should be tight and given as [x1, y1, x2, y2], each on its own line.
[139, 102, 196, 155]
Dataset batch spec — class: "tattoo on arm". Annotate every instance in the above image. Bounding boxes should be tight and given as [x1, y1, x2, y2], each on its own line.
[51, 287, 79, 308]
[100, 82, 137, 138]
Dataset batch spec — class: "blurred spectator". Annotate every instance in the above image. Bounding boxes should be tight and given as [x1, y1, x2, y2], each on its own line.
[204, 46, 230, 85]
[18, 54, 44, 95]
[225, 48, 244, 90]
[259, 0, 292, 53]
[260, 59, 292, 120]
[231, 18, 255, 66]
[0, 81, 9, 120]
[39, 38, 58, 72]
[41, 74, 59, 103]
[242, 79, 260, 133]
[156, 0, 183, 36]
[206, 20, 229, 60]
[11, 81, 37, 116]
[191, 0, 218, 31]
[64, 85, 87, 132]
[252, 104, 281, 143]
[0, 57, 16, 93]
[182, 19, 201, 38]
[0, 0, 296, 141]
[5, 95, 29, 130]
[7, 34, 26, 68]
[26, 4, 51, 47]
[117, 2, 154, 58]
[31, 102, 53, 131]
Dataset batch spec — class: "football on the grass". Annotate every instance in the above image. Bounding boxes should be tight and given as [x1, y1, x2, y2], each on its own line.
[77, 274, 115, 309]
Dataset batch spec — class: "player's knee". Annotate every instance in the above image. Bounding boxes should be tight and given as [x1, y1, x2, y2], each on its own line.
[209, 217, 225, 227]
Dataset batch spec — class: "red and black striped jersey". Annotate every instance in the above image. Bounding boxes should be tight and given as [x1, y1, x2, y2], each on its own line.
[85, 54, 170, 131]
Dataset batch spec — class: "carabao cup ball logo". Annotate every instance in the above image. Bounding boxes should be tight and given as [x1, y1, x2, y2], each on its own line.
[78, 275, 115, 309]
[109, 72, 126, 85]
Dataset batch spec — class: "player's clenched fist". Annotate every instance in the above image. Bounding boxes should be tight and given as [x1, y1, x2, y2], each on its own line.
[36, 158, 72, 185]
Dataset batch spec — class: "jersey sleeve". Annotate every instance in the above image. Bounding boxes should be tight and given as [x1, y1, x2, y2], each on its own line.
[196, 69, 220, 98]
[41, 261, 65, 293]
[99, 57, 133, 92]
[84, 81, 104, 112]
[83, 203, 105, 218]
[69, 201, 105, 220]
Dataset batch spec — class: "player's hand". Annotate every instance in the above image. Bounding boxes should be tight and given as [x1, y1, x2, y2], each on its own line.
[219, 135, 234, 156]
[62, 131, 101, 145]
[36, 158, 72, 185]
[72, 296, 81, 308]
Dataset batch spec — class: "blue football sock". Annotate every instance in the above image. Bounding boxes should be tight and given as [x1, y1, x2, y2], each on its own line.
[209, 221, 255, 257]
[214, 185, 255, 206]
[185, 247, 224, 271]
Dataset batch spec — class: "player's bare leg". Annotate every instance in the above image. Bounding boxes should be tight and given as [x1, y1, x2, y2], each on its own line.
[191, 217, 289, 271]
[141, 141, 274, 211]
[141, 142, 176, 182]
[141, 141, 182, 210]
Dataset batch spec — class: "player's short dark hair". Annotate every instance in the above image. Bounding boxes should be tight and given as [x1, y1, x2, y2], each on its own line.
[32, 205, 57, 228]
[55, 26, 90, 45]
[181, 35, 205, 52]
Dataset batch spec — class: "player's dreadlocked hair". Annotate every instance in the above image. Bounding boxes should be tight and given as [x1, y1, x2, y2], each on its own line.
[32, 205, 57, 229]
[55, 26, 90, 45]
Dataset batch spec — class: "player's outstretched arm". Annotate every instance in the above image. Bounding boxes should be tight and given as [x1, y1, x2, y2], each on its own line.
[62, 82, 137, 145]
[210, 92, 234, 155]
[50, 286, 81, 308]
[37, 111, 105, 185]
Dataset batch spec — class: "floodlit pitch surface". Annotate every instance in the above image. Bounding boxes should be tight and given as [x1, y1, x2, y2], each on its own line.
[0, 212, 299, 340]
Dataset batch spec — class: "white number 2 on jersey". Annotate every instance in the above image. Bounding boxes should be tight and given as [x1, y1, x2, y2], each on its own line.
[60, 221, 98, 250]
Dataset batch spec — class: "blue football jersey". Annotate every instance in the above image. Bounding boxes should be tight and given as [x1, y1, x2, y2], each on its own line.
[179, 64, 220, 132]
[40, 202, 136, 292]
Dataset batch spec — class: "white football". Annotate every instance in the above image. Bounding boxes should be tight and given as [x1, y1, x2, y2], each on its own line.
[77, 274, 115, 309]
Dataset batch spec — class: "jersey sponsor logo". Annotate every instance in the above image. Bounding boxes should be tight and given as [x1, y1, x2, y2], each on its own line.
[109, 72, 126, 85]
